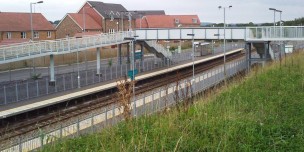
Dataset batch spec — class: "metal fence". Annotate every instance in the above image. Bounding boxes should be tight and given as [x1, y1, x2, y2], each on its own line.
[0, 57, 248, 152]
[246, 26, 304, 41]
[0, 31, 134, 64]
[0, 43, 243, 106]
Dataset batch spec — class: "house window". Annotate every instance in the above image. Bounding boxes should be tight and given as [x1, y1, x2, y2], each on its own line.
[6, 32, 12, 39]
[109, 29, 115, 34]
[34, 31, 39, 38]
[47, 31, 52, 38]
[175, 19, 179, 24]
[21, 32, 26, 39]
[192, 18, 198, 23]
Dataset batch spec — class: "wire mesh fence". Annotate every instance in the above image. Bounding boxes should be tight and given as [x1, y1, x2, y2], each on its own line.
[0, 43, 243, 106]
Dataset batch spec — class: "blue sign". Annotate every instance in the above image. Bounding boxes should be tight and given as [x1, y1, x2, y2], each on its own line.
[135, 52, 142, 60]
[128, 69, 138, 80]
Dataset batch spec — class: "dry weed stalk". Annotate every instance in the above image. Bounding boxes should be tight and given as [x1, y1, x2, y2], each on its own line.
[116, 76, 135, 121]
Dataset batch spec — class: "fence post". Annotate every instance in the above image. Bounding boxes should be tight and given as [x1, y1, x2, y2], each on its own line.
[71, 73, 74, 89]
[86, 71, 88, 86]
[105, 68, 107, 81]
[62, 75, 65, 91]
[105, 106, 108, 127]
[36, 80, 39, 97]
[112, 104, 115, 125]
[143, 94, 146, 115]
[77, 117, 80, 136]
[4, 86, 7, 104]
[40, 130, 44, 148]
[15, 83, 18, 102]
[60, 124, 63, 139]
[18, 137, 22, 152]
[91, 113, 94, 133]
[116, 64, 118, 79]
[110, 66, 113, 80]
[45, 78, 48, 95]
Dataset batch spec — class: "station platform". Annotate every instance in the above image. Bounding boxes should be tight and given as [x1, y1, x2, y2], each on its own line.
[0, 48, 244, 119]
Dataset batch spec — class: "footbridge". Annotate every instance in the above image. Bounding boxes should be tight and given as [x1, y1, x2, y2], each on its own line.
[1, 26, 304, 65]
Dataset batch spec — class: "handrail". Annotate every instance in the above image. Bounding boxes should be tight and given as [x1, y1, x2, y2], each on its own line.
[0, 31, 134, 64]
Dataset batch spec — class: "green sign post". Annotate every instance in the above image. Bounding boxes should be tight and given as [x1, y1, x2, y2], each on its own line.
[128, 69, 138, 80]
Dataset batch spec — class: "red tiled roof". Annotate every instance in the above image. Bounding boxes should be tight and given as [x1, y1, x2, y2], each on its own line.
[0, 12, 55, 32]
[136, 15, 175, 28]
[68, 13, 102, 30]
[170, 15, 201, 25]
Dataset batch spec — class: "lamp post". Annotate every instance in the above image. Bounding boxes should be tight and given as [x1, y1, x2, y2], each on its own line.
[30, 1, 43, 75]
[124, 35, 139, 116]
[269, 8, 276, 28]
[187, 33, 195, 96]
[218, 5, 232, 86]
[276, 9, 283, 65]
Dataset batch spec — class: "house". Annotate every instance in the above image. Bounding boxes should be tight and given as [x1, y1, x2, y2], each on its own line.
[136, 15, 201, 28]
[56, 1, 133, 38]
[171, 15, 201, 27]
[0, 12, 55, 46]
[136, 15, 175, 28]
[55, 13, 102, 38]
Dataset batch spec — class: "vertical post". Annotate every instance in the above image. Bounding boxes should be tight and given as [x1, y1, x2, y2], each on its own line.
[4, 86, 7, 104]
[77, 50, 80, 88]
[141, 43, 144, 72]
[15, 83, 18, 101]
[50, 54, 55, 83]
[127, 43, 130, 65]
[112, 104, 115, 125]
[105, 106, 108, 126]
[18, 137, 22, 152]
[91, 113, 94, 133]
[118, 44, 122, 65]
[223, 7, 227, 86]
[77, 117, 80, 136]
[96, 47, 101, 75]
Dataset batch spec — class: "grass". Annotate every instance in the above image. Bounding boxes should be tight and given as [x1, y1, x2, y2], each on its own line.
[41, 51, 304, 151]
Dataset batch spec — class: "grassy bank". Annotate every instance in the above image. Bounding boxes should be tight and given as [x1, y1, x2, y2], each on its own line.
[42, 51, 304, 151]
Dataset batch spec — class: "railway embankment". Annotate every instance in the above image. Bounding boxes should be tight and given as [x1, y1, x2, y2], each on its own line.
[41, 51, 304, 151]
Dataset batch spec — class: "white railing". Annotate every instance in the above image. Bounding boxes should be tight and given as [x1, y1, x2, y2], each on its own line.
[145, 41, 172, 60]
[0, 31, 134, 64]
[246, 26, 304, 41]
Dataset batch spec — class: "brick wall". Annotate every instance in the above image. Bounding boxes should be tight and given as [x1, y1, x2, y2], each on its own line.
[56, 15, 82, 39]
[0, 31, 55, 41]
[104, 18, 136, 33]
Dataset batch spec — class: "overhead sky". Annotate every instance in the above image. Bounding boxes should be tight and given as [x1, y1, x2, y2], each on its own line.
[0, 0, 303, 24]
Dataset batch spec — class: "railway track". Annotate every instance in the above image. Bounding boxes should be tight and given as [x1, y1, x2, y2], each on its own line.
[0, 51, 244, 145]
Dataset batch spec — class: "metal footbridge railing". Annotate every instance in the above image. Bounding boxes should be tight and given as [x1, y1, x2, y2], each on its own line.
[145, 40, 173, 60]
[245, 26, 304, 41]
[0, 31, 134, 64]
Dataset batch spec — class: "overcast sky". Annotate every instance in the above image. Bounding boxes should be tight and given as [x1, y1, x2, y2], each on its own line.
[0, 0, 303, 24]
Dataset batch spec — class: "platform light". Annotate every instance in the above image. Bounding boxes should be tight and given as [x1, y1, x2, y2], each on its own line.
[187, 33, 195, 96]
[30, 1, 43, 76]
[218, 5, 232, 86]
